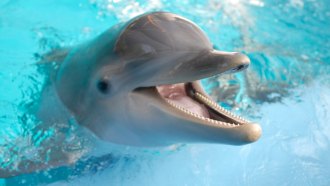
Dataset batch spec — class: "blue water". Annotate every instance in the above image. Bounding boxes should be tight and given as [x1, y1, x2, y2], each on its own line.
[1, 0, 330, 185]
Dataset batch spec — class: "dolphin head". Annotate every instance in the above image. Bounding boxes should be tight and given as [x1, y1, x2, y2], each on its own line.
[56, 12, 261, 147]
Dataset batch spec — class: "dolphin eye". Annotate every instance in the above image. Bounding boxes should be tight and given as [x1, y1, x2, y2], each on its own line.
[97, 80, 110, 94]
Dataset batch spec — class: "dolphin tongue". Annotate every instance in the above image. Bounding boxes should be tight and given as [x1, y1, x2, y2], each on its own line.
[156, 83, 210, 118]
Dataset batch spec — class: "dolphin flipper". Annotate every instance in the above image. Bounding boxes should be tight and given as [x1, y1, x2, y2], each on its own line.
[0, 49, 84, 178]
[0, 142, 82, 178]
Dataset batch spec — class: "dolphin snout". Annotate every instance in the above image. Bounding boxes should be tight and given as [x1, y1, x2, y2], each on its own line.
[207, 50, 250, 74]
[225, 52, 250, 73]
[239, 123, 262, 143]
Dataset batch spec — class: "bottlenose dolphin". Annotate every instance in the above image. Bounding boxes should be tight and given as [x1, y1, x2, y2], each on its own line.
[55, 11, 261, 146]
[1, 12, 261, 177]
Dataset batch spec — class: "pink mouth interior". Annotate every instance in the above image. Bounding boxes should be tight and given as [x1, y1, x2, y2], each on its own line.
[156, 83, 210, 118]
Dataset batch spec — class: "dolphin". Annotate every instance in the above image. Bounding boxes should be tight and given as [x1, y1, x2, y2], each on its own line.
[54, 11, 261, 146]
[1, 11, 261, 177]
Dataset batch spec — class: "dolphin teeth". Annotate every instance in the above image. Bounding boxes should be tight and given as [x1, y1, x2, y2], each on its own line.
[165, 98, 241, 127]
[166, 95, 248, 127]
[162, 87, 250, 127]
[193, 92, 250, 125]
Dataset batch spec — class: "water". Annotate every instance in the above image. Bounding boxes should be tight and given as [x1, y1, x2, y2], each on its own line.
[1, 0, 330, 185]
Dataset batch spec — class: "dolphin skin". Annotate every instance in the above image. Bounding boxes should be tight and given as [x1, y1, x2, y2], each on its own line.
[55, 12, 261, 146]
[1, 12, 261, 177]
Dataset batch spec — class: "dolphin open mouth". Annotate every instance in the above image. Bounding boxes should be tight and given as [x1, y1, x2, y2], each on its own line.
[155, 81, 249, 127]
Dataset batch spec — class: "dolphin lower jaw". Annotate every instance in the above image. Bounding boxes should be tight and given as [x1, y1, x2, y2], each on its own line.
[133, 81, 261, 145]
[158, 82, 247, 127]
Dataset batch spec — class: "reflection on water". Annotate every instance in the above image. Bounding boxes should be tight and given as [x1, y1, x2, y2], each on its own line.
[0, 0, 330, 185]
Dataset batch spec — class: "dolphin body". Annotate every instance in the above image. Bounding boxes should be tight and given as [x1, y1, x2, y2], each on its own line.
[54, 12, 261, 146]
[1, 12, 261, 177]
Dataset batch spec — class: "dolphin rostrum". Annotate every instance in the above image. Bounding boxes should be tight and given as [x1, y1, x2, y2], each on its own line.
[1, 11, 261, 178]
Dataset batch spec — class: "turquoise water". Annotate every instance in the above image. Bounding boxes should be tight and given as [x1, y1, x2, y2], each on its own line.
[1, 0, 330, 185]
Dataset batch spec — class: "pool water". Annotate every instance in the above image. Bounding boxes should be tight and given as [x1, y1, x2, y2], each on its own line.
[1, 0, 330, 185]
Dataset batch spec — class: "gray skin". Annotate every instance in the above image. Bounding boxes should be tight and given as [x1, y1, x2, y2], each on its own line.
[0, 12, 261, 178]
[55, 12, 261, 146]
